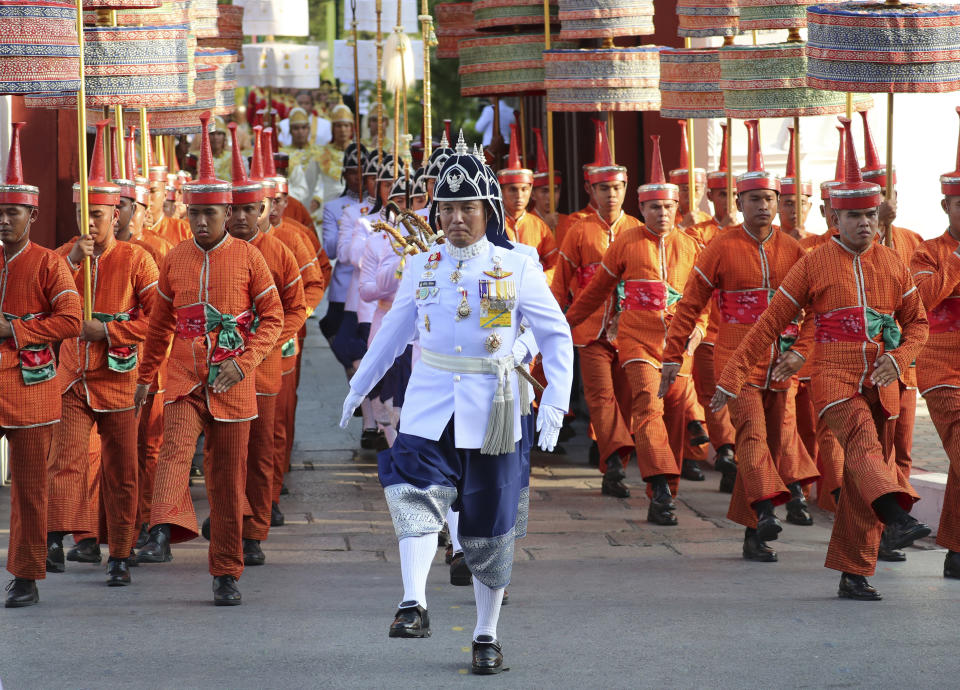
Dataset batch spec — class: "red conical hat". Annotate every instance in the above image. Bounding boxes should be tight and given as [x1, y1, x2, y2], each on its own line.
[230, 122, 263, 205]
[830, 117, 882, 211]
[736, 120, 780, 194]
[0, 122, 39, 206]
[585, 119, 626, 185]
[941, 107, 960, 196]
[263, 127, 288, 194]
[532, 127, 561, 189]
[670, 120, 706, 185]
[821, 124, 846, 201]
[780, 126, 813, 198]
[707, 121, 730, 190]
[73, 120, 121, 205]
[637, 136, 680, 204]
[143, 117, 167, 184]
[497, 124, 533, 185]
[248, 125, 277, 199]
[182, 112, 232, 205]
[110, 127, 135, 200]
[859, 110, 895, 187]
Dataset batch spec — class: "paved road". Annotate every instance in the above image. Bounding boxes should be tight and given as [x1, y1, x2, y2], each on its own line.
[1, 326, 957, 688]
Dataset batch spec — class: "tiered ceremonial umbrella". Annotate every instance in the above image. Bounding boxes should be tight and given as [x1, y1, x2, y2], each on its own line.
[0, 1, 82, 96]
[806, 0, 960, 244]
[738, 0, 839, 30]
[434, 2, 479, 59]
[196, 48, 239, 117]
[472, 0, 557, 30]
[557, 0, 654, 40]
[677, 0, 739, 38]
[198, 4, 244, 53]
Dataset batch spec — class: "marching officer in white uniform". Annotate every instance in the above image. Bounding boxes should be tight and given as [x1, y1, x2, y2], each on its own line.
[340, 133, 573, 674]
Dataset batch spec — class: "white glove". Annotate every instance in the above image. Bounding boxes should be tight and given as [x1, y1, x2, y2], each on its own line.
[535, 404, 565, 453]
[511, 338, 530, 365]
[339, 389, 365, 428]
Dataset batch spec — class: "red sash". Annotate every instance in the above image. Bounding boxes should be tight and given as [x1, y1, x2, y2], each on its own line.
[620, 280, 667, 311]
[576, 263, 600, 289]
[716, 288, 770, 325]
[928, 297, 960, 335]
[815, 307, 868, 343]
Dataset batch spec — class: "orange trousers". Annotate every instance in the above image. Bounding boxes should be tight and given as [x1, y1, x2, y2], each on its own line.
[923, 387, 960, 553]
[149, 389, 250, 578]
[244, 394, 278, 541]
[693, 343, 735, 449]
[815, 415, 844, 513]
[578, 341, 634, 473]
[894, 383, 916, 477]
[725, 387, 792, 528]
[47, 387, 138, 559]
[272, 370, 297, 503]
[72, 431, 103, 543]
[778, 380, 820, 488]
[796, 380, 817, 460]
[136, 392, 164, 526]
[3, 425, 52, 581]
[623, 362, 682, 483]
[822, 386, 918, 576]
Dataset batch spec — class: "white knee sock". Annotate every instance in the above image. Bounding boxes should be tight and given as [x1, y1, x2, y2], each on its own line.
[447, 509, 462, 553]
[473, 579, 505, 641]
[398, 533, 438, 608]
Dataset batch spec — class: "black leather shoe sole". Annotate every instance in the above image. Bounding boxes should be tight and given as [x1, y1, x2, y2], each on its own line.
[756, 517, 783, 542]
[107, 575, 131, 587]
[601, 480, 630, 498]
[389, 606, 431, 638]
[66, 548, 102, 564]
[884, 521, 931, 551]
[136, 547, 172, 564]
[944, 562, 960, 579]
[5, 594, 39, 608]
[214, 597, 242, 606]
[838, 581, 882, 601]
[243, 551, 266, 566]
[681, 465, 705, 482]
[877, 546, 907, 562]
[647, 504, 678, 526]
[743, 534, 778, 562]
[785, 505, 813, 526]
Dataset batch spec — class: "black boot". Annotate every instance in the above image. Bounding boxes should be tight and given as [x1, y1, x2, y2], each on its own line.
[879, 512, 931, 551]
[742, 527, 777, 562]
[389, 602, 430, 638]
[450, 551, 473, 586]
[785, 483, 813, 526]
[135, 523, 149, 549]
[201, 516, 211, 541]
[271, 502, 285, 527]
[877, 527, 907, 562]
[106, 557, 131, 586]
[66, 537, 101, 563]
[686, 420, 710, 447]
[601, 476, 630, 498]
[754, 500, 782, 542]
[46, 533, 65, 573]
[126, 549, 139, 568]
[714, 444, 737, 475]
[944, 551, 960, 579]
[136, 524, 172, 563]
[243, 539, 266, 566]
[4, 578, 39, 608]
[588, 441, 599, 467]
[472, 635, 504, 675]
[681, 458, 705, 481]
[212, 575, 241, 606]
[647, 477, 678, 526]
[360, 428, 379, 449]
[838, 572, 881, 601]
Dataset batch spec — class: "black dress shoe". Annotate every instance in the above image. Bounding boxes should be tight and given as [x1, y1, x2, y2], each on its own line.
[944, 551, 960, 579]
[243, 539, 266, 566]
[647, 497, 678, 526]
[877, 543, 907, 562]
[212, 575, 242, 606]
[190, 464, 204, 478]
[280, 484, 290, 496]
[785, 497, 813, 526]
[360, 428, 379, 449]
[201, 517, 211, 541]
[135, 523, 149, 549]
[438, 523, 450, 548]
[66, 538, 102, 563]
[743, 528, 778, 562]
[838, 572, 882, 601]
[126, 549, 139, 568]
[136, 524, 172, 563]
[389, 603, 430, 638]
[882, 514, 931, 551]
[106, 558, 131, 586]
[5, 578, 39, 608]
[450, 552, 473, 586]
[472, 636, 504, 675]
[755, 505, 783, 542]
[588, 441, 599, 467]
[714, 445, 737, 475]
[46, 536, 65, 574]
[271, 502, 285, 527]
[374, 431, 389, 452]
[686, 420, 710, 447]
[601, 477, 630, 498]
[718, 472, 736, 494]
[681, 458, 705, 481]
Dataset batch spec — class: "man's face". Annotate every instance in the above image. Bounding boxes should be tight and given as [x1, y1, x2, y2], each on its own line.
[779, 194, 812, 231]
[130, 203, 146, 235]
[677, 180, 705, 213]
[269, 193, 288, 225]
[942, 195, 960, 234]
[592, 180, 626, 218]
[210, 131, 226, 155]
[187, 203, 231, 247]
[390, 195, 408, 211]
[257, 197, 273, 231]
[227, 201, 263, 241]
[834, 207, 879, 252]
[148, 184, 164, 219]
[411, 195, 427, 212]
[0, 204, 37, 246]
[344, 168, 361, 193]
[378, 180, 392, 205]
[820, 198, 836, 229]
[364, 174, 377, 199]
[296, 93, 314, 111]
[426, 177, 436, 199]
[502, 182, 532, 217]
[163, 199, 176, 218]
[737, 189, 778, 231]
[368, 117, 380, 139]
[640, 199, 678, 234]
[77, 203, 118, 245]
[707, 188, 734, 217]
[333, 122, 353, 147]
[531, 185, 559, 213]
[115, 196, 135, 235]
[291, 122, 310, 147]
[438, 200, 487, 248]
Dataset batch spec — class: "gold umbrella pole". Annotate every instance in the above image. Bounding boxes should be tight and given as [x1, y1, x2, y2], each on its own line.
[420, 0, 433, 159]
[543, 0, 555, 215]
[139, 108, 149, 177]
[607, 111, 615, 159]
[846, 93, 853, 118]
[75, 0, 92, 320]
[885, 93, 894, 247]
[114, 105, 125, 176]
[686, 117, 695, 219]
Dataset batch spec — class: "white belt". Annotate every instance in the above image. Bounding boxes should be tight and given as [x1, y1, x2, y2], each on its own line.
[420, 348, 521, 455]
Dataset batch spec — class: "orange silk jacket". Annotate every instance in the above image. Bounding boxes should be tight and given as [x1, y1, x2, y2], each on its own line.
[879, 225, 923, 388]
[505, 211, 559, 275]
[565, 225, 704, 371]
[0, 241, 82, 427]
[551, 210, 641, 347]
[664, 224, 807, 392]
[151, 216, 192, 246]
[717, 237, 928, 418]
[138, 233, 284, 421]
[57, 237, 158, 412]
[910, 229, 960, 394]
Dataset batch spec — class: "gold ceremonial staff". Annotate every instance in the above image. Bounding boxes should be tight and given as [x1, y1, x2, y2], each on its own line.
[74, 0, 92, 320]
